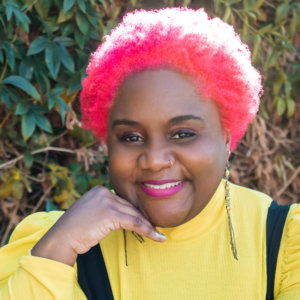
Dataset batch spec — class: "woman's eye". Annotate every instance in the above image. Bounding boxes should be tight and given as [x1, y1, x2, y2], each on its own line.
[120, 134, 143, 142]
[171, 130, 196, 139]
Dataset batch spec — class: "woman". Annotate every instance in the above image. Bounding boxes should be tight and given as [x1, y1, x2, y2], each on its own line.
[0, 8, 299, 300]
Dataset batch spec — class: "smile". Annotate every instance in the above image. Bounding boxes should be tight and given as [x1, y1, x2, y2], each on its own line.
[140, 180, 185, 198]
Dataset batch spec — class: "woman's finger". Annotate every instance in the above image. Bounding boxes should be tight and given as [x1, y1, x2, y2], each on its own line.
[112, 212, 166, 242]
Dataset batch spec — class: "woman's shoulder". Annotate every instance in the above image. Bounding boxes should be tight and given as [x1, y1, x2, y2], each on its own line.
[274, 202, 300, 297]
[9, 210, 64, 243]
[230, 182, 272, 214]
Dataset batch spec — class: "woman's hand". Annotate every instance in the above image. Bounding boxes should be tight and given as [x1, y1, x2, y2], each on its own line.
[31, 186, 166, 266]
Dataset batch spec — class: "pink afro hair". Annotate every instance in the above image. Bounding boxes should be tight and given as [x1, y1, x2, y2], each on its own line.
[80, 7, 262, 150]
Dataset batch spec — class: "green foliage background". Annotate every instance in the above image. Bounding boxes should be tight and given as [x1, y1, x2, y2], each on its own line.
[0, 0, 299, 244]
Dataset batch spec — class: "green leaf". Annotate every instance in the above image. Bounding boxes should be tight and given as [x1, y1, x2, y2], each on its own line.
[68, 73, 82, 93]
[289, 9, 298, 38]
[48, 94, 57, 110]
[257, 24, 273, 35]
[13, 9, 30, 32]
[286, 97, 295, 117]
[77, 0, 86, 12]
[57, 9, 74, 23]
[19, 57, 34, 80]
[46, 199, 58, 212]
[74, 30, 85, 49]
[58, 44, 75, 72]
[45, 43, 61, 78]
[252, 0, 265, 10]
[0, 50, 3, 63]
[15, 103, 29, 115]
[22, 112, 36, 140]
[33, 113, 53, 133]
[62, 23, 75, 36]
[54, 36, 74, 47]
[27, 36, 48, 55]
[99, 0, 108, 12]
[34, 0, 51, 18]
[5, 47, 15, 70]
[24, 150, 34, 169]
[2, 75, 41, 100]
[277, 98, 286, 116]
[63, 0, 75, 12]
[5, 1, 19, 20]
[252, 34, 261, 64]
[57, 97, 70, 125]
[276, 3, 291, 23]
[284, 81, 292, 97]
[76, 11, 90, 35]
[0, 88, 12, 110]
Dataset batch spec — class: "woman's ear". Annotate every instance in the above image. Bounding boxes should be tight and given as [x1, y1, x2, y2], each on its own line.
[224, 130, 231, 157]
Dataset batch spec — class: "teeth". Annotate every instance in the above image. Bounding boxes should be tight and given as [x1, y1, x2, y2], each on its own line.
[144, 181, 182, 189]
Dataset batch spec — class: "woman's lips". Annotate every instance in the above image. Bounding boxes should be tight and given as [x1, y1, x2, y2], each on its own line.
[140, 180, 185, 198]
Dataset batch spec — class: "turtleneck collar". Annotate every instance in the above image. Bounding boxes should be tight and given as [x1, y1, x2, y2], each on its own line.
[155, 180, 226, 243]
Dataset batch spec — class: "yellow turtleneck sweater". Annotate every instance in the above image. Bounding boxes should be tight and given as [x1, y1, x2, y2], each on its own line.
[0, 181, 300, 299]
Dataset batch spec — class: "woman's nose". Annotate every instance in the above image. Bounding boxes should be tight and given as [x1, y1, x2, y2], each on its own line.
[137, 142, 174, 172]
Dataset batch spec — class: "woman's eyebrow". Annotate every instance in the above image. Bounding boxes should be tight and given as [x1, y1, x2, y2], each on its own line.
[112, 119, 140, 128]
[168, 115, 204, 124]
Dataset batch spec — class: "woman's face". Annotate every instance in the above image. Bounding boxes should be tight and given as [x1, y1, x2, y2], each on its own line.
[107, 69, 230, 227]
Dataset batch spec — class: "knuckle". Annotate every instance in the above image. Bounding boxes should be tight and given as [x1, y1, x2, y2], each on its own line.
[132, 216, 143, 228]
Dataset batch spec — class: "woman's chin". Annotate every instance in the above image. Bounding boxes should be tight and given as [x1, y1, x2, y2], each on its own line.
[141, 207, 189, 228]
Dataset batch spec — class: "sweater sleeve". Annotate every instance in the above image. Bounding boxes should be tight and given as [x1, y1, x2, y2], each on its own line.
[274, 203, 300, 299]
[0, 211, 86, 300]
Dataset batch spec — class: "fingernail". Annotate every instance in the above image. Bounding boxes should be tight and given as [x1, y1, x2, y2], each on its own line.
[155, 232, 167, 240]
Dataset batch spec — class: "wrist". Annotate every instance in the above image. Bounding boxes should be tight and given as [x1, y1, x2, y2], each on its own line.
[32, 228, 78, 267]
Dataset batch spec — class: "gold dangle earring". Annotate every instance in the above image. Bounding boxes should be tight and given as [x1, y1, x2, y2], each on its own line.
[225, 163, 238, 260]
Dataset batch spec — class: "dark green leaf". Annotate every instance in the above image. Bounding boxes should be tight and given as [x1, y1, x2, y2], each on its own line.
[57, 97, 70, 125]
[57, 9, 74, 23]
[6, 87, 21, 103]
[62, 23, 75, 36]
[53, 36, 74, 47]
[45, 43, 61, 78]
[33, 113, 53, 133]
[0, 88, 12, 110]
[3, 75, 41, 100]
[15, 103, 29, 115]
[74, 30, 85, 49]
[48, 94, 57, 110]
[5, 47, 15, 70]
[14, 9, 30, 32]
[27, 36, 48, 55]
[22, 112, 36, 140]
[67, 74, 82, 94]
[0, 50, 3, 63]
[24, 150, 34, 169]
[19, 57, 34, 80]
[34, 0, 51, 19]
[75, 11, 90, 35]
[78, 0, 86, 12]
[58, 44, 75, 72]
[68, 162, 83, 173]
[63, 0, 75, 12]
[46, 199, 58, 212]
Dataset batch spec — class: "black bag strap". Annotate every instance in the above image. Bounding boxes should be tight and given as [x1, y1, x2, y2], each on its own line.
[77, 244, 114, 300]
[266, 201, 290, 300]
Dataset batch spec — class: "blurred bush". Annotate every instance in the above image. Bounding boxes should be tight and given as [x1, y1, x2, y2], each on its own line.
[0, 0, 299, 244]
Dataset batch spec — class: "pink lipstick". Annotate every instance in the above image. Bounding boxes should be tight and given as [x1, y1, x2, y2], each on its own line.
[140, 179, 185, 198]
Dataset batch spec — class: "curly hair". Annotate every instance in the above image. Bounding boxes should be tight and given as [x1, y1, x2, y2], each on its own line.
[80, 8, 262, 150]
